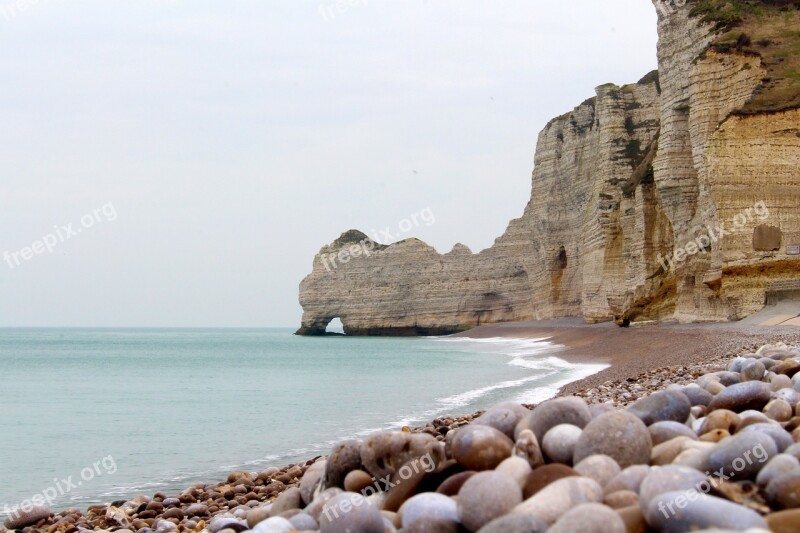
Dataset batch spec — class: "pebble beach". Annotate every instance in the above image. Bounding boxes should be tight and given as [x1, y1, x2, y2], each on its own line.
[6, 325, 800, 533]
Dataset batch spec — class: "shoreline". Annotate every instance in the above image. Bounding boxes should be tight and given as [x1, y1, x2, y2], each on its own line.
[454, 318, 800, 396]
[6, 320, 800, 531]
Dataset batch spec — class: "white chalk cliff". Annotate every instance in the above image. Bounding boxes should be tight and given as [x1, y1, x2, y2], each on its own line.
[297, 0, 800, 335]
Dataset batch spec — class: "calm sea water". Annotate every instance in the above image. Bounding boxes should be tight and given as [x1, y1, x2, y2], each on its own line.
[0, 328, 606, 514]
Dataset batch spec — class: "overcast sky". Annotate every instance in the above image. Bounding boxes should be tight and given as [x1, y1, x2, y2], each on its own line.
[0, 0, 657, 327]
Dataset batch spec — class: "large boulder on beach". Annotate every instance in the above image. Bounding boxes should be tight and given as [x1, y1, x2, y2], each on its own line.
[516, 397, 592, 442]
[3, 505, 52, 530]
[573, 411, 652, 468]
[627, 390, 691, 426]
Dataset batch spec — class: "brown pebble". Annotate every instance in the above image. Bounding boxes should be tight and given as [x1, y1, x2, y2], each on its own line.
[344, 469, 374, 493]
[701, 410, 740, 434]
[523, 464, 577, 499]
[162, 508, 183, 520]
[436, 471, 475, 496]
[604, 490, 639, 509]
[766, 509, 800, 532]
[700, 429, 730, 443]
[617, 504, 648, 533]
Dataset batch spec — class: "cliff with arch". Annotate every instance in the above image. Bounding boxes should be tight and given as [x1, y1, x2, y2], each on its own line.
[296, 0, 800, 335]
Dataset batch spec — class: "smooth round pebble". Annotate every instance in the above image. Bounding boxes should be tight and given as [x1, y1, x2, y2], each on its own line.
[639, 465, 708, 509]
[517, 396, 592, 442]
[541, 424, 582, 464]
[649, 420, 697, 445]
[548, 503, 625, 533]
[251, 517, 294, 533]
[495, 455, 532, 488]
[766, 470, 800, 509]
[476, 513, 548, 533]
[325, 440, 363, 488]
[399, 493, 459, 530]
[644, 490, 767, 531]
[300, 461, 326, 504]
[741, 359, 766, 381]
[604, 490, 639, 509]
[457, 471, 522, 531]
[319, 493, 385, 533]
[451, 425, 514, 471]
[3, 505, 51, 530]
[605, 464, 650, 494]
[757, 454, 800, 488]
[738, 423, 793, 451]
[343, 470, 373, 493]
[708, 431, 777, 479]
[573, 454, 620, 487]
[707, 381, 772, 412]
[523, 464, 577, 499]
[474, 403, 528, 439]
[513, 476, 603, 524]
[361, 433, 442, 480]
[627, 390, 691, 425]
[765, 399, 794, 422]
[288, 513, 317, 531]
[573, 411, 652, 468]
[680, 385, 713, 407]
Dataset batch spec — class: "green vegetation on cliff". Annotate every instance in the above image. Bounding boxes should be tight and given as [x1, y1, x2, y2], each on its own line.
[689, 0, 800, 112]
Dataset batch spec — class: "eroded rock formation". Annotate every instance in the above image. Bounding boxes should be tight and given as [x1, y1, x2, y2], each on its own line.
[297, 0, 800, 335]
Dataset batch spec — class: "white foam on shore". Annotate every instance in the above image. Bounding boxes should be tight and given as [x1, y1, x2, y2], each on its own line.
[431, 335, 608, 407]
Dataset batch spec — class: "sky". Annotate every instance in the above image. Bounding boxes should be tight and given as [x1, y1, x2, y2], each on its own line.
[0, 0, 658, 327]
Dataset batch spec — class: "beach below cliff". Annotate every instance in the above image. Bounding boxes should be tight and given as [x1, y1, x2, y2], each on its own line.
[455, 318, 800, 397]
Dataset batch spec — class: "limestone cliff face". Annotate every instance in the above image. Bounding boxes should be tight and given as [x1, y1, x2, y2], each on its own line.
[297, 0, 800, 335]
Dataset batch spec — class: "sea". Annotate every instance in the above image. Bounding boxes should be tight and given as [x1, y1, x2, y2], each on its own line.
[0, 328, 607, 515]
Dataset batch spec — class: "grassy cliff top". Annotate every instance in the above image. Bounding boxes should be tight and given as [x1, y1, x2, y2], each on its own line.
[690, 0, 800, 113]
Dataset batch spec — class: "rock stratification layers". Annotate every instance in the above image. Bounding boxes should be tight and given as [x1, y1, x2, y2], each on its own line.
[297, 0, 800, 335]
